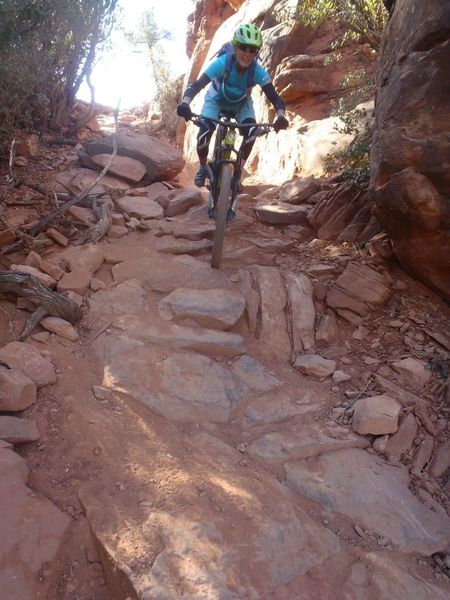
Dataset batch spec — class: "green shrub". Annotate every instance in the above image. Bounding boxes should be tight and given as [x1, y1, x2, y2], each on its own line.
[324, 106, 372, 188]
[0, 0, 118, 152]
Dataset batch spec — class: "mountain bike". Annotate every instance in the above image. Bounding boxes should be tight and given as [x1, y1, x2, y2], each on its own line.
[190, 112, 275, 269]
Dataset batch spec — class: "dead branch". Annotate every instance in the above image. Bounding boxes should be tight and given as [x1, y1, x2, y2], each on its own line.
[73, 202, 112, 245]
[7, 138, 17, 186]
[0, 271, 83, 340]
[27, 105, 120, 237]
[41, 136, 79, 146]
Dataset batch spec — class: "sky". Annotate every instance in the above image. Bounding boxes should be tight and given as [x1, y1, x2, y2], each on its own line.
[77, 0, 194, 108]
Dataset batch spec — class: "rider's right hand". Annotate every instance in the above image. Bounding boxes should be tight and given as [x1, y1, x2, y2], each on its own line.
[176, 102, 192, 121]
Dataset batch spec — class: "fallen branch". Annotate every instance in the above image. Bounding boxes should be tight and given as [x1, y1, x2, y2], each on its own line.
[73, 202, 112, 245]
[0, 271, 82, 340]
[27, 105, 120, 237]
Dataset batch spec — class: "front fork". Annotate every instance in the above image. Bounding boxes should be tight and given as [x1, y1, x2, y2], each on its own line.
[207, 156, 241, 213]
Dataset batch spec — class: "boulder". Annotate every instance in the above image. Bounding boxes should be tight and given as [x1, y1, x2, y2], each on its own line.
[278, 178, 320, 204]
[352, 394, 402, 435]
[158, 287, 246, 330]
[326, 262, 391, 316]
[370, 0, 450, 300]
[0, 449, 70, 598]
[0, 416, 40, 443]
[116, 195, 164, 220]
[0, 367, 37, 411]
[164, 189, 204, 217]
[40, 317, 79, 341]
[293, 354, 336, 378]
[255, 203, 310, 225]
[83, 131, 185, 182]
[0, 342, 56, 388]
[57, 267, 91, 296]
[89, 154, 147, 182]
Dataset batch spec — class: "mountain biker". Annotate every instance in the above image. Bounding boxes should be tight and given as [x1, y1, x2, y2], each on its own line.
[176, 23, 288, 189]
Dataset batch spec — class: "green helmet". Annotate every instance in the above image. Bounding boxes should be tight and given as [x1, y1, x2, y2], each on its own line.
[232, 23, 263, 49]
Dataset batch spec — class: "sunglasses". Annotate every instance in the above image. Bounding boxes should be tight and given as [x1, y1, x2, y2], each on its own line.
[238, 44, 258, 54]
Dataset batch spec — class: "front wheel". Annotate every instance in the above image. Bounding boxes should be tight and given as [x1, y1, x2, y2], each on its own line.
[211, 164, 233, 269]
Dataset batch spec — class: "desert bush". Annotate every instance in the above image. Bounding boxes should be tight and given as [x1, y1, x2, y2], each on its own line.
[296, 0, 387, 50]
[128, 8, 181, 138]
[0, 0, 118, 151]
[295, 0, 387, 188]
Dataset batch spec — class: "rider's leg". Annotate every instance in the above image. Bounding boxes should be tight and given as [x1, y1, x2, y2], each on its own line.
[195, 119, 216, 187]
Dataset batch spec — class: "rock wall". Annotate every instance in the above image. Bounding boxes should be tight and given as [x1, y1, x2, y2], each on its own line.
[180, 0, 374, 184]
[370, 0, 450, 300]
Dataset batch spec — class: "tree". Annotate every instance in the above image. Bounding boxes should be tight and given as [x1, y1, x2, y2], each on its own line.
[127, 8, 181, 137]
[0, 0, 118, 146]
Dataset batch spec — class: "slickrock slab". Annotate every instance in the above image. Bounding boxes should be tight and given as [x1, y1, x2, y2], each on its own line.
[158, 287, 245, 330]
[255, 203, 310, 225]
[0, 416, 40, 443]
[231, 355, 282, 392]
[326, 262, 391, 316]
[286, 272, 315, 352]
[352, 394, 402, 435]
[79, 428, 342, 599]
[285, 448, 450, 555]
[0, 367, 36, 411]
[112, 255, 230, 292]
[243, 388, 324, 428]
[164, 188, 203, 217]
[116, 195, 164, 220]
[88, 279, 147, 316]
[113, 314, 246, 358]
[248, 237, 296, 252]
[40, 316, 79, 341]
[56, 244, 104, 274]
[172, 222, 215, 240]
[343, 552, 450, 599]
[93, 339, 247, 423]
[249, 424, 368, 462]
[252, 266, 291, 357]
[154, 237, 212, 255]
[293, 354, 336, 377]
[0, 449, 70, 599]
[0, 342, 56, 388]
[57, 267, 91, 295]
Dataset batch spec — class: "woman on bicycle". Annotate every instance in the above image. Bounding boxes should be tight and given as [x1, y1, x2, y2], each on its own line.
[177, 23, 288, 188]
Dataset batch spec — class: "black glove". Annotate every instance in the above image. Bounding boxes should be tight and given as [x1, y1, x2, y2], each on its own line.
[273, 115, 289, 132]
[177, 102, 192, 121]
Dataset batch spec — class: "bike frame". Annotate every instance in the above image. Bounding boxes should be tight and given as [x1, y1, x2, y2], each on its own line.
[190, 112, 274, 268]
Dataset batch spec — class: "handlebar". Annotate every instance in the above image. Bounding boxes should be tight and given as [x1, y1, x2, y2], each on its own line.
[189, 113, 275, 143]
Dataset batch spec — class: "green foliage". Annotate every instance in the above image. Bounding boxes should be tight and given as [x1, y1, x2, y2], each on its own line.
[0, 0, 118, 150]
[294, 1, 387, 188]
[324, 106, 372, 188]
[296, 0, 388, 50]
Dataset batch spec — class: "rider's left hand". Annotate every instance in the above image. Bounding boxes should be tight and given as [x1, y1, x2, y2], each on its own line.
[273, 115, 289, 132]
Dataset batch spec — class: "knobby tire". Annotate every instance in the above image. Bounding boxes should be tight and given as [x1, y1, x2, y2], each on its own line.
[211, 163, 233, 269]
